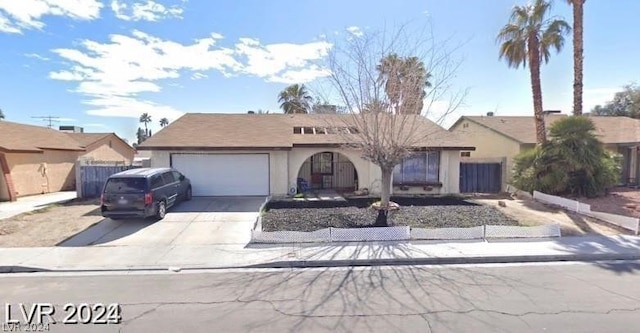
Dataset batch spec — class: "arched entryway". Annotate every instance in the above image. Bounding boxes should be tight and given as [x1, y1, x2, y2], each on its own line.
[296, 151, 359, 194]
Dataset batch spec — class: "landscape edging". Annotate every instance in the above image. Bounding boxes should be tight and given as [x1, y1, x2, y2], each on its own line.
[250, 224, 562, 244]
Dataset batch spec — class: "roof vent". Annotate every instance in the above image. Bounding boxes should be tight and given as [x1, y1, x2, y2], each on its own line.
[542, 110, 562, 115]
[486, 112, 494, 116]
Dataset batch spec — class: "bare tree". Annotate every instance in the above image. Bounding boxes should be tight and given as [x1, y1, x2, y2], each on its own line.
[317, 21, 467, 226]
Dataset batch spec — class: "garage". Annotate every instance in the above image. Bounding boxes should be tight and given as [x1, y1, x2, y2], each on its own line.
[171, 153, 270, 196]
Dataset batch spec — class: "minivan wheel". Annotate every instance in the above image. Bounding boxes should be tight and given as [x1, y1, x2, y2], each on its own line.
[156, 200, 167, 220]
[185, 187, 192, 201]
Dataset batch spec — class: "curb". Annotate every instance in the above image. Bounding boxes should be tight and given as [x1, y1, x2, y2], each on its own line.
[2, 253, 640, 274]
[246, 253, 640, 268]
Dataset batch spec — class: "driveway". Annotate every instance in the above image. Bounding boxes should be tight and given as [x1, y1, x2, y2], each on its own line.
[59, 197, 265, 247]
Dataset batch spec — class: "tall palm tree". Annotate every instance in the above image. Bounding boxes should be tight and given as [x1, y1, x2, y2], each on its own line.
[497, 0, 570, 146]
[376, 54, 431, 114]
[566, 0, 585, 116]
[278, 84, 314, 114]
[159, 117, 169, 127]
[139, 113, 152, 136]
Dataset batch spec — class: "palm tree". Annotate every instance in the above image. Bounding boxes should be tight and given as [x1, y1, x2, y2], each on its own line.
[566, 0, 585, 116]
[497, 0, 570, 146]
[278, 84, 314, 114]
[159, 117, 169, 127]
[376, 54, 431, 114]
[139, 113, 152, 136]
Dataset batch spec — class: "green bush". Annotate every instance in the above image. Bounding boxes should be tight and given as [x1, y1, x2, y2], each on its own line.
[511, 116, 621, 198]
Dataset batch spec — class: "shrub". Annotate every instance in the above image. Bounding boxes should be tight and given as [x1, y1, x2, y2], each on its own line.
[511, 116, 621, 198]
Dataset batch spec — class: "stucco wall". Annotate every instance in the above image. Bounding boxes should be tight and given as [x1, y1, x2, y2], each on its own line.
[149, 148, 462, 196]
[451, 120, 522, 183]
[81, 136, 135, 163]
[150, 150, 289, 195]
[6, 150, 79, 197]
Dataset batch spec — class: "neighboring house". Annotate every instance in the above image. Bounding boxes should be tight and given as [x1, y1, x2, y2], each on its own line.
[66, 132, 136, 165]
[0, 121, 85, 201]
[449, 113, 640, 189]
[136, 113, 475, 197]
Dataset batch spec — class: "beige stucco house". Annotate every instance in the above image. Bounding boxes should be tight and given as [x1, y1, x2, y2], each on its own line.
[136, 113, 475, 197]
[67, 133, 136, 165]
[0, 121, 86, 201]
[449, 113, 640, 189]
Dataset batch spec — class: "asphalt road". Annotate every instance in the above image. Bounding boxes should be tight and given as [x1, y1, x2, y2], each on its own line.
[1, 262, 639, 332]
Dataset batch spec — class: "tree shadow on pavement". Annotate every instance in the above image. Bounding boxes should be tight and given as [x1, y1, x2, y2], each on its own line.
[552, 235, 640, 274]
[212, 241, 559, 332]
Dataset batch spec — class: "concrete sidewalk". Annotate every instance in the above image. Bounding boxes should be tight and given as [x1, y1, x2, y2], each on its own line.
[0, 191, 77, 220]
[1, 235, 640, 273]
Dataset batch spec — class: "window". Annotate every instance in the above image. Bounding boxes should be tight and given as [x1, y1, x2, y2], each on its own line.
[461, 152, 471, 157]
[150, 175, 165, 189]
[312, 152, 333, 174]
[393, 151, 440, 185]
[104, 178, 147, 193]
[161, 172, 175, 185]
[172, 171, 183, 182]
[109, 140, 112, 148]
[293, 127, 302, 134]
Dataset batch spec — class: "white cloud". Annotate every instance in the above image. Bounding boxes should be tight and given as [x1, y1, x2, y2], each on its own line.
[24, 53, 50, 61]
[83, 123, 107, 128]
[0, 0, 102, 34]
[346, 26, 363, 37]
[49, 30, 333, 119]
[190, 72, 207, 80]
[235, 38, 332, 83]
[111, 0, 183, 22]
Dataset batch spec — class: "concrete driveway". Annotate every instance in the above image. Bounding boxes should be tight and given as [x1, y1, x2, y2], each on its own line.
[59, 197, 265, 247]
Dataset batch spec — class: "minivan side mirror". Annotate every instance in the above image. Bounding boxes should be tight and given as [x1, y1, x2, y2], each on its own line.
[179, 174, 185, 181]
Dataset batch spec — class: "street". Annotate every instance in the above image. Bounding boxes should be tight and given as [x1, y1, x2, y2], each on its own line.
[0, 262, 639, 332]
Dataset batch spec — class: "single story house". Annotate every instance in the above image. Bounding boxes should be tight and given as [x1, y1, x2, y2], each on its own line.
[449, 113, 640, 190]
[0, 121, 85, 201]
[66, 132, 136, 165]
[136, 113, 475, 197]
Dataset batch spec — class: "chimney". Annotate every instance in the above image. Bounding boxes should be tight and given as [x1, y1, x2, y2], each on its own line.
[486, 112, 494, 116]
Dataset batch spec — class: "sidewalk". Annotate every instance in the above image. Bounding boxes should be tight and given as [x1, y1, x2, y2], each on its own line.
[1, 235, 639, 273]
[0, 191, 77, 220]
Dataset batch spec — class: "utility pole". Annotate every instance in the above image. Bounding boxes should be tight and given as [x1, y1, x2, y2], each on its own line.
[31, 115, 61, 128]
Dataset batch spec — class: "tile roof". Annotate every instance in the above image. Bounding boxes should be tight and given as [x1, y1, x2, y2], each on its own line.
[454, 114, 640, 144]
[66, 133, 111, 147]
[0, 121, 85, 153]
[137, 113, 474, 150]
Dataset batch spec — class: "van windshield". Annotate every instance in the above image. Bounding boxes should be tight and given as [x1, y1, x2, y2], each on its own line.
[104, 178, 147, 193]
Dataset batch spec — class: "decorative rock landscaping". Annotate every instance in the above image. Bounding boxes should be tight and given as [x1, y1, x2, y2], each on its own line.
[262, 197, 519, 232]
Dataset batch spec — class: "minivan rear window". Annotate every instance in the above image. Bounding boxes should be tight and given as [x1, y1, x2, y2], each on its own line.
[104, 178, 147, 193]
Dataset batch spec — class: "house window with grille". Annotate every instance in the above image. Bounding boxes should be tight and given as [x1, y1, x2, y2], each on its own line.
[392, 151, 440, 185]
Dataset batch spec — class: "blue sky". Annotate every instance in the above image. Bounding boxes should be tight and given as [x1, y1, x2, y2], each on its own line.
[1, 0, 638, 143]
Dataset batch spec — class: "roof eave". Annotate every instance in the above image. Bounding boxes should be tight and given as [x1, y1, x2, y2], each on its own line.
[135, 146, 292, 151]
[0, 147, 43, 153]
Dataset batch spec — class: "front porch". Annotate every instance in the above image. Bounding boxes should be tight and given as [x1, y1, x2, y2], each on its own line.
[296, 152, 359, 195]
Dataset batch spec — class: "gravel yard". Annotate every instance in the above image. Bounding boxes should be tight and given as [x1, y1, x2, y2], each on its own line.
[262, 202, 519, 232]
[0, 199, 104, 247]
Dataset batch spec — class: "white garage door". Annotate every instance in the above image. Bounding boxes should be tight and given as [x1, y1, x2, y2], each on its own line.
[171, 154, 270, 196]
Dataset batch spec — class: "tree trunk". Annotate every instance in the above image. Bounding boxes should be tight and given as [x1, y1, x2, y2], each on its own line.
[528, 36, 547, 146]
[572, 0, 584, 116]
[374, 167, 393, 227]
